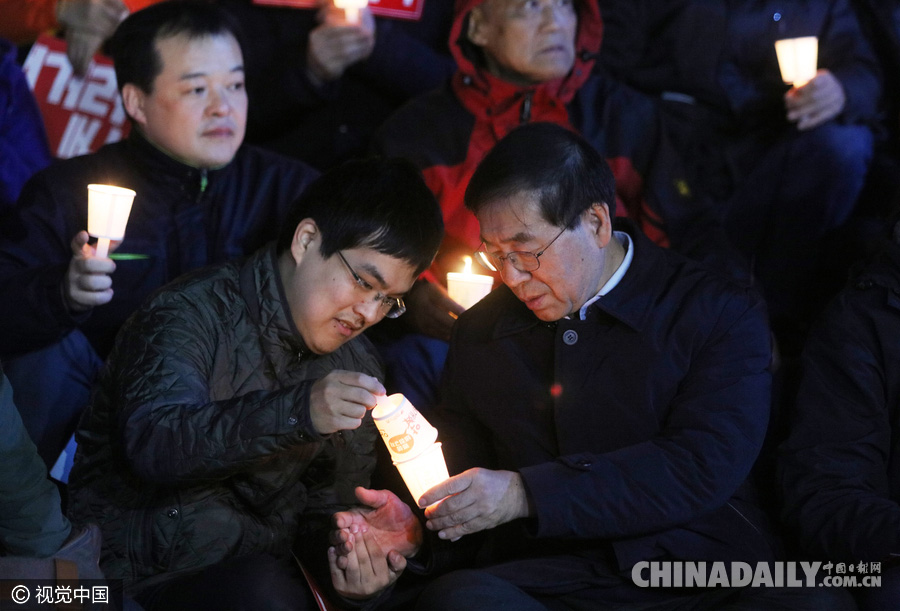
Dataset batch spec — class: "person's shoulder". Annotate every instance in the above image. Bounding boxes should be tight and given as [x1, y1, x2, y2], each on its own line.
[376, 85, 470, 155]
[452, 285, 524, 341]
[232, 144, 320, 180]
[625, 230, 766, 334]
[143, 259, 243, 316]
[815, 239, 900, 333]
[26, 140, 129, 183]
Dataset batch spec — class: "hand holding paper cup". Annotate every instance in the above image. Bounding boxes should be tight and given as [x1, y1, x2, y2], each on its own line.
[373, 393, 449, 506]
[87, 184, 136, 258]
[775, 36, 818, 87]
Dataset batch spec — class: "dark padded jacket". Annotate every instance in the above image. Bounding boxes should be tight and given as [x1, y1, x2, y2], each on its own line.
[67, 247, 383, 592]
[779, 237, 900, 562]
[0, 130, 318, 359]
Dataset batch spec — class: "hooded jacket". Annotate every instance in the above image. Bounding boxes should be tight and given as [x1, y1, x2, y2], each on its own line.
[375, 0, 696, 279]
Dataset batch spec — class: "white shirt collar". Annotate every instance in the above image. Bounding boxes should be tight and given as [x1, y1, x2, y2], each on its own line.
[577, 231, 633, 320]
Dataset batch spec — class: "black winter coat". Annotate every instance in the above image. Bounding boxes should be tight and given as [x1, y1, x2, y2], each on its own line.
[434, 223, 778, 591]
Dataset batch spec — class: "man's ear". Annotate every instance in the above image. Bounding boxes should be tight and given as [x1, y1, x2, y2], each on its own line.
[586, 202, 613, 248]
[121, 84, 148, 127]
[289, 219, 318, 265]
[467, 6, 490, 47]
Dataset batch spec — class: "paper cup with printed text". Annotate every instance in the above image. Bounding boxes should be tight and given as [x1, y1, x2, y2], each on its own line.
[372, 393, 438, 462]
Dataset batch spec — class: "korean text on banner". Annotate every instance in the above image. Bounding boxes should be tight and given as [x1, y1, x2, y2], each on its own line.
[22, 34, 130, 159]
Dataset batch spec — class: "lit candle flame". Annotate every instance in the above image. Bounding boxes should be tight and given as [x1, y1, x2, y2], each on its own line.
[463, 255, 473, 275]
[333, 0, 367, 24]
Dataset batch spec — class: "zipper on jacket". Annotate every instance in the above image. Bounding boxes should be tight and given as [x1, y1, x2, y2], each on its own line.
[520, 91, 533, 123]
[199, 169, 208, 194]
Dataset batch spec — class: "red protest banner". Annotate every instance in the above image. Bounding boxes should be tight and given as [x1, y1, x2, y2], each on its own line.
[251, 0, 424, 21]
[368, 0, 424, 20]
[21, 35, 130, 159]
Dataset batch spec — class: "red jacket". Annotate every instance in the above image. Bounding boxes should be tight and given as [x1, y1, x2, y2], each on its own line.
[376, 0, 674, 280]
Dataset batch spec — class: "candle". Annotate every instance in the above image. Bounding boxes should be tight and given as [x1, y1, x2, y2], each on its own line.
[333, 0, 368, 24]
[86, 184, 136, 258]
[393, 442, 450, 507]
[775, 36, 818, 87]
[373, 393, 448, 506]
[447, 255, 494, 310]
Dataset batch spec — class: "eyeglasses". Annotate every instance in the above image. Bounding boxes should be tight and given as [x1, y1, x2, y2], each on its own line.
[336, 251, 406, 319]
[475, 224, 568, 273]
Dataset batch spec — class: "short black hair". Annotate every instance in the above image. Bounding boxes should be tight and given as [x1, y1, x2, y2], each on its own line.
[108, 0, 244, 95]
[465, 122, 615, 228]
[276, 157, 443, 276]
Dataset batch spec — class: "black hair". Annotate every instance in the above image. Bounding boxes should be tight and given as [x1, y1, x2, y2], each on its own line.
[108, 0, 245, 95]
[276, 157, 444, 276]
[465, 122, 615, 228]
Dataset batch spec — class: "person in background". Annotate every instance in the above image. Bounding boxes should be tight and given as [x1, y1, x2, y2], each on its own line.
[0, 36, 51, 215]
[0, 0, 162, 75]
[597, 0, 881, 353]
[0, 0, 319, 468]
[218, 0, 456, 172]
[0, 361, 70, 559]
[779, 219, 900, 611]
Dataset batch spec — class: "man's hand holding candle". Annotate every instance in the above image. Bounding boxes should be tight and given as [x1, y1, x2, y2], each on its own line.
[419, 468, 533, 541]
[404, 281, 465, 342]
[785, 69, 846, 131]
[306, 0, 375, 85]
[63, 230, 118, 312]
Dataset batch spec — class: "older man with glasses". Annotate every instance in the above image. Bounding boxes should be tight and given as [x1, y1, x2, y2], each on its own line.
[330, 123, 853, 610]
[67, 157, 443, 610]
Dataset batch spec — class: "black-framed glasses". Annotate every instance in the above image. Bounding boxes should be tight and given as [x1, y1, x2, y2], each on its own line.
[475, 224, 568, 273]
[336, 251, 406, 318]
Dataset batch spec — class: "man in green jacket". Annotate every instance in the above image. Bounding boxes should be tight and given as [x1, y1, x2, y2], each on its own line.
[67, 157, 443, 610]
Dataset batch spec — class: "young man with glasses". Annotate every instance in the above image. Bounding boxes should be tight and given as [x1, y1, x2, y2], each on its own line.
[67, 157, 443, 609]
[330, 123, 851, 609]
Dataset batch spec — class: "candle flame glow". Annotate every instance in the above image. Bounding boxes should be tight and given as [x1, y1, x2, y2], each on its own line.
[463, 255, 472, 275]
